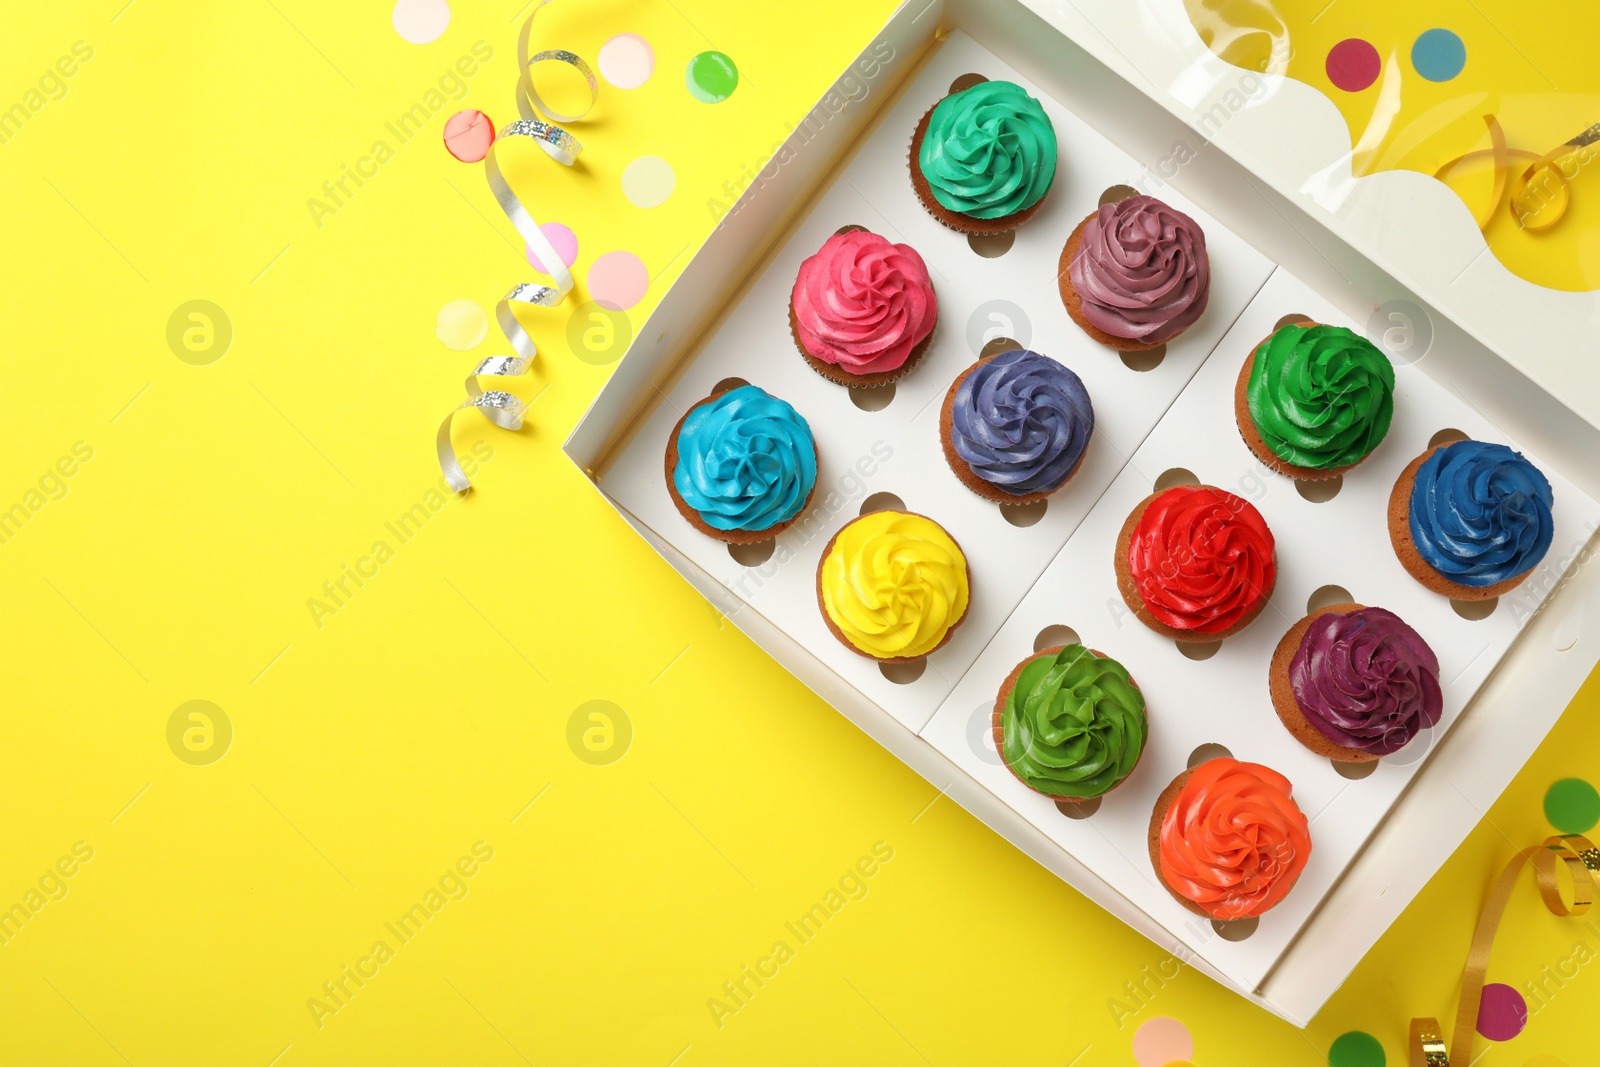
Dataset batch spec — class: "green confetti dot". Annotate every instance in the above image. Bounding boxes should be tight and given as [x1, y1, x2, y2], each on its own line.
[1328, 1030, 1385, 1067]
[1545, 778, 1600, 834]
[686, 50, 738, 103]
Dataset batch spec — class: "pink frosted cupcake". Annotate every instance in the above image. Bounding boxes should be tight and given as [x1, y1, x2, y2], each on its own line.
[789, 227, 938, 387]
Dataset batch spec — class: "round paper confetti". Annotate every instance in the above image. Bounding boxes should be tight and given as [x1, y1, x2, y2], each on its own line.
[526, 222, 579, 274]
[621, 155, 675, 208]
[442, 109, 494, 163]
[588, 251, 649, 311]
[598, 33, 654, 89]
[1545, 778, 1600, 833]
[1329, 1030, 1385, 1067]
[392, 0, 450, 44]
[435, 299, 488, 351]
[686, 50, 738, 103]
[1131, 1016, 1193, 1067]
[1412, 28, 1466, 82]
[1326, 38, 1381, 93]
[1478, 983, 1528, 1041]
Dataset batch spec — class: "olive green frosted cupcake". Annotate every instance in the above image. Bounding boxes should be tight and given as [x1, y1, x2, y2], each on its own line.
[991, 644, 1148, 802]
[1234, 321, 1395, 481]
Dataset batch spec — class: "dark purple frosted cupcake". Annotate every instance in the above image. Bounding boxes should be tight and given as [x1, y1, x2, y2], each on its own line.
[1269, 603, 1442, 763]
[938, 349, 1094, 505]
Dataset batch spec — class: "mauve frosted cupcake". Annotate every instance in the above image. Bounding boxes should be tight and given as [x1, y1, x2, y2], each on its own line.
[789, 228, 937, 387]
[1059, 194, 1210, 351]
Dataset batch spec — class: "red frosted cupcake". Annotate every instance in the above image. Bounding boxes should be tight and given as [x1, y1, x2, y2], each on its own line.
[789, 228, 937, 388]
[1114, 484, 1276, 641]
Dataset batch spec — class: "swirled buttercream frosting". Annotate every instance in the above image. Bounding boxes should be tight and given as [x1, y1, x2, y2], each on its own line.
[950, 350, 1093, 496]
[1127, 486, 1275, 634]
[672, 386, 817, 532]
[1247, 323, 1394, 469]
[791, 230, 937, 376]
[1068, 195, 1210, 344]
[1158, 758, 1311, 919]
[1408, 440, 1554, 587]
[819, 511, 969, 659]
[1289, 607, 1441, 755]
[917, 80, 1057, 219]
[999, 644, 1146, 799]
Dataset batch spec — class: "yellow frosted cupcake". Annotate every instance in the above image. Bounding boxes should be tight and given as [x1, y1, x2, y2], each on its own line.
[815, 510, 971, 662]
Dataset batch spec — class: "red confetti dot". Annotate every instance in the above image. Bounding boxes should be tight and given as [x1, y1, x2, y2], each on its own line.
[1326, 39, 1381, 92]
[443, 109, 495, 163]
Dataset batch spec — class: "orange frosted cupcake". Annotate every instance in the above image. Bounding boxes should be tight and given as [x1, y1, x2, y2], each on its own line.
[1148, 758, 1311, 920]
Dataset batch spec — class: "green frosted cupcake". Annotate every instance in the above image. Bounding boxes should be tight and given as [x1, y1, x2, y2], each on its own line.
[1235, 320, 1395, 480]
[909, 79, 1058, 235]
[991, 644, 1148, 802]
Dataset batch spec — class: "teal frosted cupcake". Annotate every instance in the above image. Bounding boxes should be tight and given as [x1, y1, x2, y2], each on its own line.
[664, 383, 818, 545]
[910, 79, 1058, 235]
[992, 643, 1148, 802]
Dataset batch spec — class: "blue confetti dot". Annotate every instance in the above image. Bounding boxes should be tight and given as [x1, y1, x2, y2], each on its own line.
[1412, 29, 1466, 82]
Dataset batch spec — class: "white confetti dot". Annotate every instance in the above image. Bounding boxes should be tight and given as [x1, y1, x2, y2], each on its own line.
[621, 156, 675, 209]
[393, 0, 450, 45]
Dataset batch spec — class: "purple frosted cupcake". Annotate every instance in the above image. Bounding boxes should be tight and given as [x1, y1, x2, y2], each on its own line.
[1269, 603, 1442, 763]
[1058, 194, 1210, 351]
[938, 348, 1094, 504]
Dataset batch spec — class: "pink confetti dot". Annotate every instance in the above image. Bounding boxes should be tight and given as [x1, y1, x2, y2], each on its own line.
[442, 110, 494, 163]
[1132, 1016, 1194, 1067]
[598, 33, 655, 90]
[587, 250, 649, 311]
[1477, 983, 1527, 1041]
[1327, 38, 1381, 92]
[526, 223, 579, 274]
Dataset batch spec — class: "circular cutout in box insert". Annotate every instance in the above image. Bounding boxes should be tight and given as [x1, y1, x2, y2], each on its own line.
[712, 376, 751, 393]
[1001, 499, 1047, 527]
[1452, 597, 1497, 621]
[980, 335, 1023, 359]
[849, 383, 895, 412]
[860, 491, 905, 516]
[1334, 759, 1379, 780]
[1034, 624, 1081, 652]
[1055, 797, 1101, 819]
[1177, 640, 1222, 661]
[1099, 184, 1139, 206]
[1120, 346, 1166, 372]
[1429, 427, 1470, 448]
[727, 539, 775, 567]
[1154, 467, 1199, 493]
[1212, 917, 1258, 941]
[880, 658, 926, 684]
[1187, 742, 1232, 768]
[949, 72, 988, 93]
[1275, 312, 1314, 330]
[968, 230, 1015, 258]
[834, 223, 869, 236]
[1307, 584, 1354, 613]
[1296, 475, 1342, 503]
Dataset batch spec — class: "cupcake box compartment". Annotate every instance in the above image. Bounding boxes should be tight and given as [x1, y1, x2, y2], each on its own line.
[565, 0, 1600, 1026]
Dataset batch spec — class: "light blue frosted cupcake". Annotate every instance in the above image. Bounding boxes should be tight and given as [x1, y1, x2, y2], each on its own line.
[665, 384, 818, 543]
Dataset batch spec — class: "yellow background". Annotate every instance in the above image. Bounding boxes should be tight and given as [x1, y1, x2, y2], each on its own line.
[2, 1, 1598, 1063]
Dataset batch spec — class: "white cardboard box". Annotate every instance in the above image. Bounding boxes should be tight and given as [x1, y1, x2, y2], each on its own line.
[562, 0, 1600, 1025]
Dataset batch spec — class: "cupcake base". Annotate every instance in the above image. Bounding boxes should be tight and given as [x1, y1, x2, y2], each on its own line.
[1113, 489, 1276, 642]
[991, 645, 1144, 803]
[908, 102, 1045, 236]
[1269, 603, 1381, 763]
[1387, 444, 1532, 600]
[938, 354, 1086, 505]
[664, 384, 819, 545]
[1233, 323, 1360, 482]
[1146, 767, 1217, 919]
[813, 510, 970, 663]
[1057, 212, 1171, 353]
[788, 300, 932, 388]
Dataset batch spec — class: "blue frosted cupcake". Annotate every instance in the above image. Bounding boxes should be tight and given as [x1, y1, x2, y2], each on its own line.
[1388, 439, 1554, 600]
[940, 349, 1094, 503]
[666, 384, 818, 544]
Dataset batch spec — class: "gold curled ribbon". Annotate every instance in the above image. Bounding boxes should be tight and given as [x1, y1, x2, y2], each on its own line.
[1433, 115, 1600, 235]
[1410, 833, 1598, 1066]
[437, 0, 599, 493]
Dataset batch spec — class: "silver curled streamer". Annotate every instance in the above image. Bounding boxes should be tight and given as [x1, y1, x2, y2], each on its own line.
[436, 0, 600, 493]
